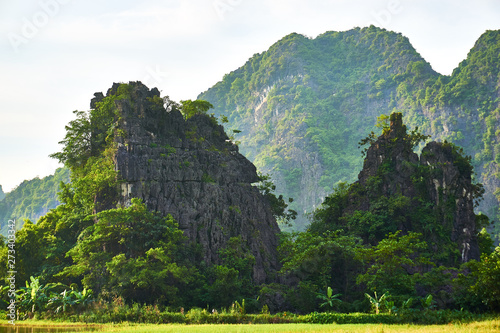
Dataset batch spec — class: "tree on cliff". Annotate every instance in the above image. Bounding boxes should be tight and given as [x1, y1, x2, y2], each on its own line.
[180, 99, 213, 120]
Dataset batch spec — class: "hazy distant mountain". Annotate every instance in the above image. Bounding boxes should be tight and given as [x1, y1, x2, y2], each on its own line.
[0, 168, 69, 235]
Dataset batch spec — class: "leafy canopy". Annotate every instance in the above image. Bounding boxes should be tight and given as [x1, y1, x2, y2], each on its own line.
[180, 99, 214, 120]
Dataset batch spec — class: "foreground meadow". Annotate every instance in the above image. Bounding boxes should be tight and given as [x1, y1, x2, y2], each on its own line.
[2, 320, 500, 333]
[94, 320, 500, 333]
[99, 321, 500, 333]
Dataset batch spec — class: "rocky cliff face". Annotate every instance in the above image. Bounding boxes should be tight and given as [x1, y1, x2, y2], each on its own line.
[420, 141, 479, 262]
[357, 115, 419, 201]
[353, 113, 480, 262]
[92, 82, 281, 283]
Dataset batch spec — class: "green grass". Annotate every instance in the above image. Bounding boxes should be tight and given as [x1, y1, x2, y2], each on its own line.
[2, 320, 500, 333]
[98, 321, 500, 332]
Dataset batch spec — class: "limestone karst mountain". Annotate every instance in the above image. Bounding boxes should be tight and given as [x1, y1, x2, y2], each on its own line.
[92, 82, 281, 283]
[355, 113, 481, 262]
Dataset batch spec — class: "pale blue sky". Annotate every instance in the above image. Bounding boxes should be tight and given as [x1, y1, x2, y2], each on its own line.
[1, 0, 499, 192]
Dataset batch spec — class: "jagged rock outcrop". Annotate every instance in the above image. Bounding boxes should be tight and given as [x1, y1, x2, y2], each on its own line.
[92, 82, 281, 283]
[352, 113, 480, 262]
[420, 141, 479, 262]
[357, 114, 420, 202]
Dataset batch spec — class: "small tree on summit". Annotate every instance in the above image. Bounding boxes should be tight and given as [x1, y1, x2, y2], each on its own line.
[180, 99, 214, 120]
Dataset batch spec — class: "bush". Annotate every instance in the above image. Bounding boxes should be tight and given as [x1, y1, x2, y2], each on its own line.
[16, 299, 491, 326]
[298, 312, 398, 324]
[185, 308, 212, 324]
[398, 309, 490, 325]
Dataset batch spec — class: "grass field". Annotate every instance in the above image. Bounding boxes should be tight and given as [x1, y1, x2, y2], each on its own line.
[100, 321, 500, 333]
[2, 320, 500, 333]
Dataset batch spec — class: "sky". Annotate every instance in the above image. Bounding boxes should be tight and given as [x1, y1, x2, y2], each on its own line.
[1, 0, 499, 192]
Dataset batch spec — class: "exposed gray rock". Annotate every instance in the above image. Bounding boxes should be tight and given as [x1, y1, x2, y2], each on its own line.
[421, 141, 480, 262]
[353, 113, 480, 262]
[357, 113, 419, 201]
[95, 82, 281, 283]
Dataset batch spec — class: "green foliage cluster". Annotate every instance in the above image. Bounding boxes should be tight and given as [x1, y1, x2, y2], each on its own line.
[299, 310, 491, 325]
[356, 232, 431, 301]
[12, 276, 93, 318]
[180, 99, 214, 120]
[58, 198, 193, 305]
[275, 227, 500, 315]
[276, 230, 429, 314]
[456, 247, 500, 312]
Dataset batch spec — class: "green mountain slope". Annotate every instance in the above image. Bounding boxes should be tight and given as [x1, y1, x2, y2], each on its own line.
[198, 26, 500, 233]
[0, 167, 70, 235]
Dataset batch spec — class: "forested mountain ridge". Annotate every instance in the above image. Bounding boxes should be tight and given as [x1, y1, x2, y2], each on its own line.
[0, 168, 69, 235]
[198, 26, 500, 234]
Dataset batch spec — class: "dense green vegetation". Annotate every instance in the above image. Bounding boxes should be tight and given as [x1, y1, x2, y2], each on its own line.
[2, 87, 499, 323]
[198, 27, 500, 236]
[0, 168, 69, 235]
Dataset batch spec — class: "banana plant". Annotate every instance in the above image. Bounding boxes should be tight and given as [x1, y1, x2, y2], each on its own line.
[48, 286, 94, 313]
[317, 286, 342, 310]
[52, 289, 78, 313]
[17, 276, 53, 314]
[72, 287, 94, 307]
[383, 299, 397, 314]
[401, 297, 414, 310]
[365, 291, 389, 314]
[421, 294, 436, 310]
